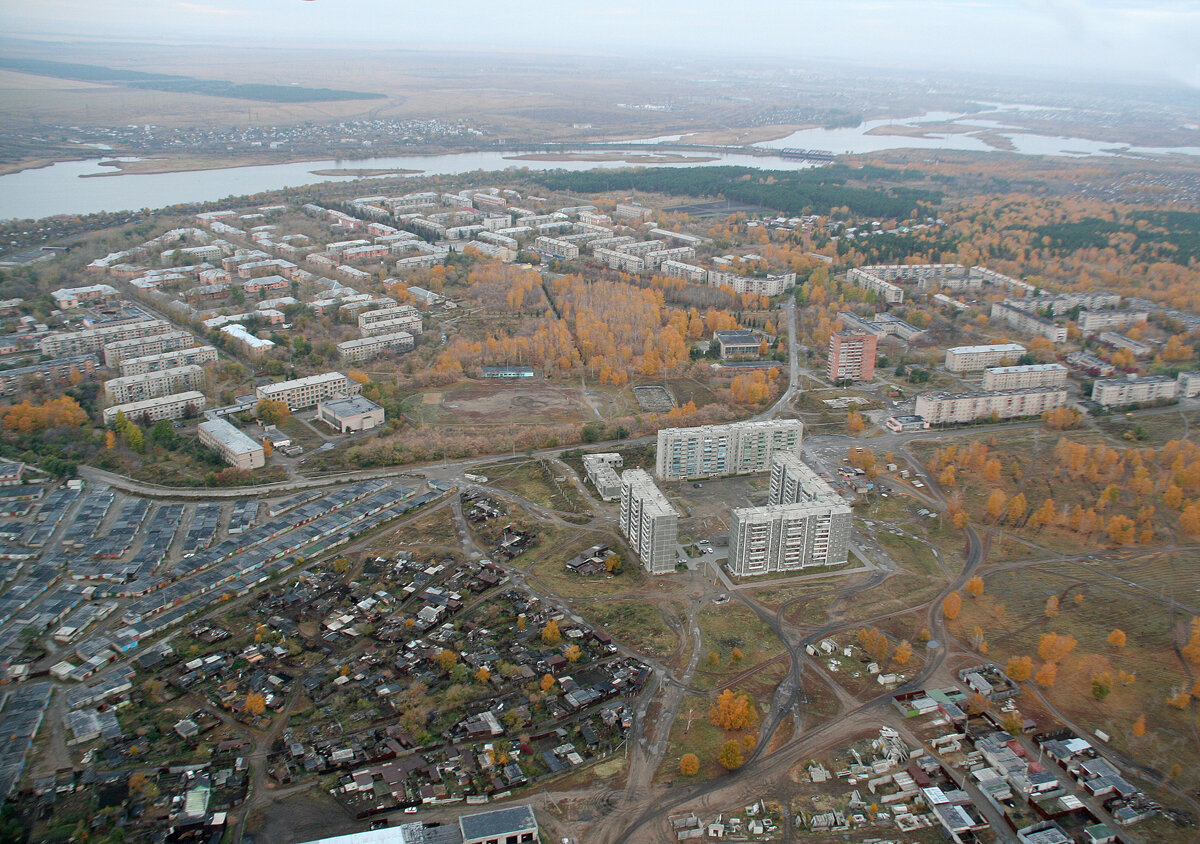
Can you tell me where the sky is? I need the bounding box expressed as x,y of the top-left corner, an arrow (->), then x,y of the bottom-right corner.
3,0 -> 1200,86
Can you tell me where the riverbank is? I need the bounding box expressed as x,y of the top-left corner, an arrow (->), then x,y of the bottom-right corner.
504,152 -> 719,164
308,167 -> 424,177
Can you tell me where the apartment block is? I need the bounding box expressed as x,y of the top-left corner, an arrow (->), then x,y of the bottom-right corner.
613,203 -> 653,222
118,345 -> 219,377
102,391 -> 206,426
989,301 -> 1067,343
1065,351 -> 1115,377
660,260 -> 708,283
582,453 -> 623,501
981,363 -> 1068,391
846,267 -> 905,304
944,343 -> 1027,373
255,372 -> 361,411
618,469 -> 679,575
707,269 -> 796,298
336,331 -> 415,363
1178,371 -> 1200,399
50,285 -> 118,308
1097,332 -> 1153,357
104,365 -> 206,405
593,248 -> 644,273
655,420 -> 804,481
41,319 -> 173,358
728,453 -> 851,576
643,246 -> 696,270
0,355 -> 97,396
828,331 -> 878,382
358,305 -> 422,336
102,330 -> 196,368
198,419 -> 266,470
533,236 -> 579,259
914,386 -> 1068,425
1077,309 -> 1149,334
1091,376 -> 1178,407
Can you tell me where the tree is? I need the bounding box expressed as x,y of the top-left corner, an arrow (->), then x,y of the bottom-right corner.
731,647 -> 744,662
1167,691 -> 1191,709
1108,629 -> 1127,648
1006,656 -> 1033,682
105,430 -> 116,450
475,666 -> 491,684
680,753 -> 700,776
892,640 -> 912,666
966,692 -> 990,715
717,739 -> 745,771
565,644 -> 581,663
942,591 -> 962,620
1000,711 -> 1024,735
539,673 -> 556,691
965,576 -> 984,597
516,615 -> 526,631
985,489 -> 1007,520
1006,492 -> 1028,525
847,410 -> 866,435
709,690 -> 757,731
1035,662 -> 1058,687
707,651 -> 720,667
1106,514 -> 1136,545
1091,672 -> 1113,701
435,649 -> 457,671
256,398 -> 290,426
245,691 -> 266,716
983,459 -> 1002,483
541,619 -> 562,644
1038,632 -> 1077,663
1132,714 -> 1146,737
1044,595 -> 1060,618
125,424 -> 144,452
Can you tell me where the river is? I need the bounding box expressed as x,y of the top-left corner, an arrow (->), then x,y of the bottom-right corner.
5,104 -> 1200,221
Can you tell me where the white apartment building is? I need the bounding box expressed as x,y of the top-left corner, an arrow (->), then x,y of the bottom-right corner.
582,453 -> 623,501
981,363 -> 1069,391
655,420 -> 804,481
102,391 -> 206,426
198,418 -> 266,470
336,331 -> 415,363
1077,309 -> 1149,334
707,269 -> 796,298
1178,371 -> 1200,399
533,236 -> 579,259
41,319 -> 173,358
660,260 -> 709,283
728,453 -> 852,576
944,343 -> 1027,372
1097,332 -> 1153,357
593,248 -> 644,273
104,365 -> 206,405
118,345 -> 219,377
989,301 -> 1067,343
1091,376 -> 1178,407
914,386 -> 1068,425
103,330 -> 197,367
618,469 -> 678,574
846,268 -> 906,303
255,372 -> 361,411
358,305 -> 422,336
643,246 -> 696,270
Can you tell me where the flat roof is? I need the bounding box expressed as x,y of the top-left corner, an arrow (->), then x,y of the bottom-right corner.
198,418 -> 263,456
319,396 -> 383,418
984,363 -> 1067,373
259,372 -> 349,393
459,804 -> 537,840
714,330 -> 759,344
947,343 -> 1026,354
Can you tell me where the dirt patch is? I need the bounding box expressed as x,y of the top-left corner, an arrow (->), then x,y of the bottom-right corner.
246,787 -> 361,844
441,382 -> 592,425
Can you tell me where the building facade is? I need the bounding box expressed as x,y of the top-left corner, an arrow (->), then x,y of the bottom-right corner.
619,469 -> 679,575
655,420 -> 804,481
944,343 -> 1027,373
104,365 -> 207,405
989,301 -> 1067,343
827,330 -> 879,382
103,330 -> 196,368
336,331 -> 415,363
316,396 -> 385,433
915,386 -> 1068,425
582,453 -> 623,501
255,372 -> 362,411
981,363 -> 1069,391
118,345 -> 219,377
102,391 -> 206,426
198,419 -> 266,470
1091,376 -> 1178,407
42,319 -> 173,358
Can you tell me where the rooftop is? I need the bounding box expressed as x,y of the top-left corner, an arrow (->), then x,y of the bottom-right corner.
319,396 -> 384,418
198,419 -> 263,457
459,804 -> 537,840
948,343 -> 1026,354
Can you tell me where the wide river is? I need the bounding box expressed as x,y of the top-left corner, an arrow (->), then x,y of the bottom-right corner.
5,107 -> 1200,221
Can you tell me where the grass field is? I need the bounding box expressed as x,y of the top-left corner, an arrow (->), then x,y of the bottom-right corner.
478,458 -> 593,519
576,599 -> 682,660
692,603 -> 786,690
526,534 -> 645,599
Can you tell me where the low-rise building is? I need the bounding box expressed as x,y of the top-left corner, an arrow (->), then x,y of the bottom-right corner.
42,319 -> 173,358
118,345 -> 219,376
102,391 -> 206,426
50,285 -> 118,309
1178,371 -> 1200,398
533,236 -> 579,259
990,301 -> 1067,343
582,453 -> 623,501
316,396 -> 385,433
1092,376 -> 1178,407
198,419 -> 266,470
459,805 -> 539,844
915,386 -> 1068,425
105,364 -> 206,404
714,330 -> 761,359
944,343 -> 1027,372
336,331 -> 415,363
1097,331 -> 1153,357
256,372 -> 361,411
981,363 -> 1068,391
707,269 -> 796,297
1066,351 -> 1115,377
1077,309 -> 1149,334
0,355 -> 97,396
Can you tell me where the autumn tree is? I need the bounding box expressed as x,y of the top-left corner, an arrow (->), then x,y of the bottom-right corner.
1006,656 -> 1033,682
709,690 -> 757,731
565,644 -> 581,663
893,640 -> 912,666
718,739 -> 745,771
680,753 -> 700,776
1038,632 -> 1077,663
542,619 -> 562,644
540,673 -> 556,691
985,489 -> 1008,520
966,693 -> 990,716
245,691 -> 266,716
965,576 -> 984,597
1006,492 -> 1028,525
1132,714 -> 1146,737
475,666 -> 491,684
1044,595 -> 1060,618
256,398 -> 290,426
1035,662 -> 1058,687
942,591 -> 962,620
847,410 -> 866,435
1107,629 -> 1127,648
435,649 -> 458,671
1091,672 -> 1113,701
731,647 -> 744,662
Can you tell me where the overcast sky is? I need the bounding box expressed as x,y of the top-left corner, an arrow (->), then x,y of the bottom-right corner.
4,0 -> 1200,86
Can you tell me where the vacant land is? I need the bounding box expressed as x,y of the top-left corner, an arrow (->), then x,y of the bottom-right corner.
692,603 -> 785,690
577,599 -> 682,661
